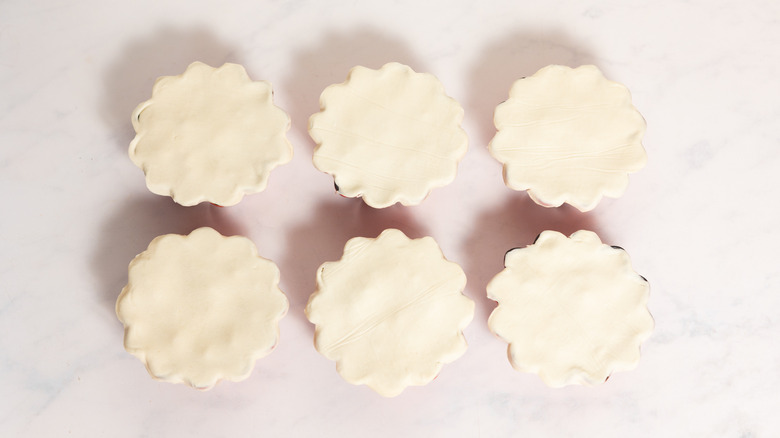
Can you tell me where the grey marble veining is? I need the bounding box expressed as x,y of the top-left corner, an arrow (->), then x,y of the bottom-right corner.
1,0 -> 779,436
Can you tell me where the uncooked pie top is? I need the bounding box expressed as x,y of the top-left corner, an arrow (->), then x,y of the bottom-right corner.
490,65 -> 647,212
309,62 -> 468,208
305,228 -> 474,396
129,61 -> 293,206
116,227 -> 288,390
487,230 -> 653,387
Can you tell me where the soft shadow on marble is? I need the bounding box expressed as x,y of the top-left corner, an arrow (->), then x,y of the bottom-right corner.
90,195 -> 247,318
281,27 -> 424,153
465,29 -> 598,147
99,27 -> 241,144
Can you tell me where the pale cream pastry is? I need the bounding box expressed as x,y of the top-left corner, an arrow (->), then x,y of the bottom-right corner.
305,229 -> 474,397
487,230 -> 653,387
309,62 -> 468,208
116,227 -> 288,390
129,61 -> 293,206
489,65 -> 647,212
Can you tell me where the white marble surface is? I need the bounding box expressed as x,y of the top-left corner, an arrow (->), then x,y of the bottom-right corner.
2,0 -> 779,436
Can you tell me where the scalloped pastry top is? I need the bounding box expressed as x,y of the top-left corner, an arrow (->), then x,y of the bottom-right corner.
490,65 -> 647,212
129,62 -> 293,206
309,62 -> 468,208
487,230 -> 653,387
116,227 -> 288,390
306,228 -> 474,396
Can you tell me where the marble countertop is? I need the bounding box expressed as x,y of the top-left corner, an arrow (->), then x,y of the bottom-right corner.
2,0 -> 779,436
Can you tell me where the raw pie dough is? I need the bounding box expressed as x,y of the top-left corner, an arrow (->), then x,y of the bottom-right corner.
489,65 -> 647,212
116,227 -> 288,390
306,229 -> 474,397
487,230 -> 653,387
309,62 -> 468,208
129,61 -> 293,206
